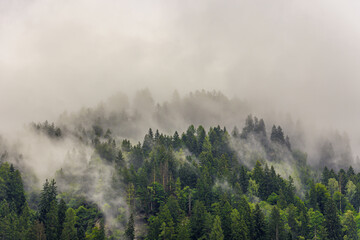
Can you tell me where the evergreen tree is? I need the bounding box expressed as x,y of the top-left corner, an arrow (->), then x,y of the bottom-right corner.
26,220 -> 47,240
7,165 -> 26,214
176,218 -> 191,240
308,208 -> 326,240
77,226 -> 86,240
341,210 -> 358,240
173,131 -> 181,149
61,208 -> 77,240
239,165 -> 249,194
209,215 -> 224,240
324,198 -> 342,240
190,201 -> 209,239
125,213 -> 135,240
231,208 -> 249,240
219,200 -> 232,240
19,201 -> 31,233
58,198 -> 67,239
39,179 -> 57,224
252,204 -> 267,240
269,206 -> 286,240
45,200 -> 59,240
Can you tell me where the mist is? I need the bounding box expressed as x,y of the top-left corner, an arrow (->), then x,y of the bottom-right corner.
1,0 -> 360,143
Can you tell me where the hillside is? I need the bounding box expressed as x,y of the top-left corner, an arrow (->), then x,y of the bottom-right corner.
0,94 -> 359,239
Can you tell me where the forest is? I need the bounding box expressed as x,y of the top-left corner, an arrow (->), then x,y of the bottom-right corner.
2,0 -> 360,239
1,111 -> 360,240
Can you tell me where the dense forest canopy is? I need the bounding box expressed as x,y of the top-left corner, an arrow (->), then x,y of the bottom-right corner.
2,0 -> 360,239
0,91 -> 360,239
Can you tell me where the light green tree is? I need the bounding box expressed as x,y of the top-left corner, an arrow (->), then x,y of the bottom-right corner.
308,208 -> 326,240
209,215 -> 224,240
342,210 -> 358,240
327,178 -> 339,197
346,180 -> 356,203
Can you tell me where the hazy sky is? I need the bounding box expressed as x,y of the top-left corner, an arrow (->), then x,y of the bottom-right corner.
1,0 -> 360,149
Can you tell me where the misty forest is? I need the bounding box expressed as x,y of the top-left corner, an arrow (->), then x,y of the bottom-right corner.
0,90 -> 359,240
2,0 -> 360,240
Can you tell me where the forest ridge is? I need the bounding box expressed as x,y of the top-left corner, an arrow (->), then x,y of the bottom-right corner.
0,113 -> 359,239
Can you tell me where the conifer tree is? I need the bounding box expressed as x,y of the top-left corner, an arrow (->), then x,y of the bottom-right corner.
125,213 -> 135,240
253,204 -> 267,240
58,198 -> 67,238
230,209 -> 249,240
39,179 -> 57,224
61,208 -> 77,240
45,200 -> 59,240
176,218 -> 191,240
324,198 -> 342,240
26,220 -> 46,240
269,206 -> 286,240
341,210 -> 357,240
209,215 -> 224,240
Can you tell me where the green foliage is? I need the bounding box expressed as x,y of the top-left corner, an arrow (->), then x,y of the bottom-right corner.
125,213 -> 135,240
230,208 -> 249,240
39,179 -> 57,224
324,198 -> 342,240
6,118 -> 360,240
209,215 -> 224,240
45,200 -> 59,240
61,208 -> 78,240
26,220 -> 47,240
269,206 -> 286,240
252,204 -> 267,240
341,210 -> 358,240
190,201 -> 211,239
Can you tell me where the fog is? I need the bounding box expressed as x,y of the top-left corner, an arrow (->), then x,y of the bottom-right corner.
1,0 -> 360,158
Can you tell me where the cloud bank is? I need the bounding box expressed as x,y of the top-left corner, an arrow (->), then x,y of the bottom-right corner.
1,0 -> 360,154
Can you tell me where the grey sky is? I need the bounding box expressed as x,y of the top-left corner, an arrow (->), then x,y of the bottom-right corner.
1,0 -> 360,152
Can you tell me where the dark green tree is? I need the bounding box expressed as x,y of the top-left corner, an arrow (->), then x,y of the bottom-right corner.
176,218 -> 191,240
58,198 -> 67,238
45,200 -> 59,240
61,208 -> 77,240
324,198 -> 342,240
252,204 -> 267,240
269,206 -> 286,240
39,179 -> 57,224
125,213 -> 135,240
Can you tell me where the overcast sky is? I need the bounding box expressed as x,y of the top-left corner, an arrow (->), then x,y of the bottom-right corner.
1,0 -> 360,151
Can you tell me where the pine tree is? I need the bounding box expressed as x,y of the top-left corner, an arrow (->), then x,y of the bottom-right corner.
253,204 -> 267,240
219,200 -> 232,240
61,208 -> 77,240
308,208 -> 326,240
173,131 -> 181,150
58,198 -> 67,238
341,210 -> 358,240
39,179 -> 57,224
176,218 -> 191,240
269,206 -> 285,240
77,226 -> 86,240
230,209 -> 249,240
190,201 -> 208,239
324,198 -> 342,240
125,213 -> 135,240
7,165 -> 26,214
45,200 -> 59,240
26,220 -> 47,240
209,215 -> 224,240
